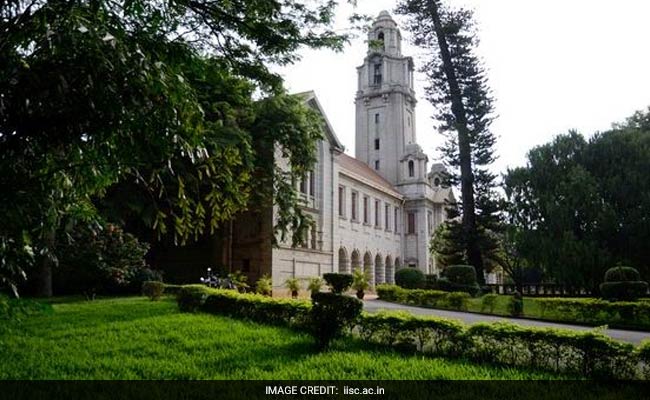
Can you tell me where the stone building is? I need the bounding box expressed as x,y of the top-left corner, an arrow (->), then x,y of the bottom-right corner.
225,11 -> 454,290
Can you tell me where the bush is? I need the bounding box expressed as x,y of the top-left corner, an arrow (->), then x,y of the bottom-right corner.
604,266 -> 641,282
508,292 -> 524,317
310,292 -> 362,349
600,281 -> 649,302
480,294 -> 498,313
176,285 -> 210,312
537,297 -> 650,329
394,268 -> 425,289
53,223 -> 153,296
376,284 -> 470,311
639,340 -> 650,380
142,281 -> 165,301
442,265 -> 477,285
307,277 -> 324,296
201,289 -> 311,328
323,273 -> 353,294
163,284 -> 183,295
255,274 -> 272,296
424,274 -> 438,290
438,265 -> 480,296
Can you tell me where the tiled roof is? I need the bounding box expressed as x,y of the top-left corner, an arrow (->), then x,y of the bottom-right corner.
338,153 -> 402,198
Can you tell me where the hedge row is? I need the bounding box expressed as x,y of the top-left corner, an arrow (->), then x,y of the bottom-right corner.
173,285 -> 650,379
537,298 -> 650,329
358,311 -> 648,379
176,285 -> 311,329
376,284 -> 471,311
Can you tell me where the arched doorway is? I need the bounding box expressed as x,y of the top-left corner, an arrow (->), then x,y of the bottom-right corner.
363,252 -> 374,286
338,247 -> 349,273
385,255 -> 394,284
351,250 -> 361,273
395,257 -> 401,271
374,254 -> 384,285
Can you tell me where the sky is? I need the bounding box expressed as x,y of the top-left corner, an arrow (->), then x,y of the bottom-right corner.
275,0 -> 650,174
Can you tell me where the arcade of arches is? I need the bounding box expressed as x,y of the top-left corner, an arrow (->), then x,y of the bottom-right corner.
338,247 -> 398,286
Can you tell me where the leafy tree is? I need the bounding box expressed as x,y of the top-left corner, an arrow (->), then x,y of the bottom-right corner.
397,0 -> 501,284
0,0 -> 352,295
504,113 -> 650,288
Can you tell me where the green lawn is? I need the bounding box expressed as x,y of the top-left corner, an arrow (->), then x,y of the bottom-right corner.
0,296 -> 564,380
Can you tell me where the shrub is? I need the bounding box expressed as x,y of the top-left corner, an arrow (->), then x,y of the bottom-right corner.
600,281 -> 649,302
537,298 -> 650,329
176,285 -> 210,312
142,281 -> 165,301
439,265 -> 480,296
508,292 -> 524,317
444,292 -> 470,311
394,268 -> 425,289
307,277 -> 324,296
310,292 -> 362,349
604,266 -> 641,282
163,284 -> 183,295
201,289 -> 311,328
480,294 -> 498,313
228,271 -> 250,293
600,265 -> 648,301
639,340 -> 650,380
285,278 -> 301,298
323,273 -> 353,294
255,274 -> 272,296
352,269 -> 370,292
424,274 -> 438,290
53,223 -> 153,296
376,284 -> 470,311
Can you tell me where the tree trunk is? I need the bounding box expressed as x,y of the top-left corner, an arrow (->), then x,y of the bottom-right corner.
35,230 -> 55,297
426,0 -> 484,284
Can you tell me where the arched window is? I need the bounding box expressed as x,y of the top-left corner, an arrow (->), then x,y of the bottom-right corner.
408,160 -> 415,177
434,177 -> 441,187
377,31 -> 385,51
373,62 -> 382,85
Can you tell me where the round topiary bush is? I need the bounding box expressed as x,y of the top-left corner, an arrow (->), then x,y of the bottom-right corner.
323,273 -> 353,294
600,265 -> 649,301
438,265 -> 481,296
394,268 -> 425,289
604,266 -> 641,282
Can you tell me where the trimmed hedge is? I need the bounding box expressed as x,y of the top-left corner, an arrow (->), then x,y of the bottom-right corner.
600,281 -> 649,302
604,266 -> 641,282
394,268 -> 425,289
538,298 -> 650,329
173,284 -> 649,379
377,284 -> 470,311
323,273 -> 353,294
311,292 -> 362,349
439,265 -> 480,296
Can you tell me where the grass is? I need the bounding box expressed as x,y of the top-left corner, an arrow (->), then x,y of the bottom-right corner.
0,296 -> 564,380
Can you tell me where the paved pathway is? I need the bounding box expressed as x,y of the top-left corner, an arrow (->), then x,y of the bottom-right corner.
363,298 -> 650,345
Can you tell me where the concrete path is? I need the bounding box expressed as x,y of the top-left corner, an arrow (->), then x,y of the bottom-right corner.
363,298 -> 650,345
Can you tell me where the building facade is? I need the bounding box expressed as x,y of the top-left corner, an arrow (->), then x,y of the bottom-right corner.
229,11 -> 454,290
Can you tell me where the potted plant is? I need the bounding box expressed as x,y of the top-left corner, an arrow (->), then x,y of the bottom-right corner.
285,278 -> 301,299
352,269 -> 370,300
255,274 -> 273,296
228,270 -> 250,293
307,277 -> 324,298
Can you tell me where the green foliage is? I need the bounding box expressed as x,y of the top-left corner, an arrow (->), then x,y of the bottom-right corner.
307,277 -> 324,296
439,265 -> 480,296
0,297 -> 561,380
162,284 -> 183,295
424,274 -> 438,290
53,223 -> 155,296
351,269 -> 370,292
310,292 -> 362,350
538,298 -> 650,328
504,112 -> 650,288
605,266 -> 641,282
200,288 -> 311,329
323,273 -> 353,294
639,340 -> 650,380
376,284 -> 470,311
600,282 -> 649,302
284,277 -> 301,298
227,271 -> 250,293
176,285 -> 209,313
0,0 -> 351,295
600,266 -> 648,301
480,294 -> 499,313
508,292 -> 524,317
394,268 -> 425,289
141,281 -> 165,301
255,274 -> 273,296
398,0 -> 503,284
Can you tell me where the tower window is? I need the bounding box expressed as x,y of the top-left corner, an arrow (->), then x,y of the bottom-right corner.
373,63 -> 382,85
374,160 -> 380,170
407,212 -> 416,234
375,113 -> 380,124
378,31 -> 384,43
374,138 -> 380,150
408,160 -> 415,177
433,177 -> 441,187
